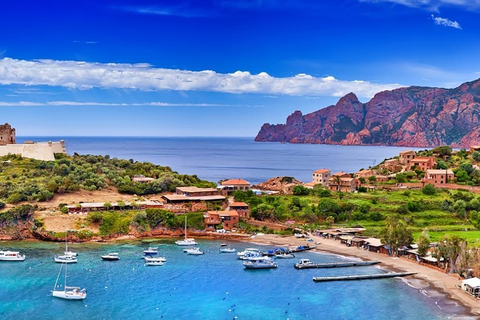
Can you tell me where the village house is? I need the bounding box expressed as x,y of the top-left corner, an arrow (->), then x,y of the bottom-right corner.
219,179 -> 251,195
132,175 -> 155,183
327,174 -> 359,193
411,157 -> 436,171
382,158 -> 402,172
203,210 -> 239,231
312,169 -> 331,187
461,278 -> 480,297
66,200 -> 163,213
422,169 -> 454,186
162,186 -> 225,203
229,201 -> 250,220
398,150 -> 416,166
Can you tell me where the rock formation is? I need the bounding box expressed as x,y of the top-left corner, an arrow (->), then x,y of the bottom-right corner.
255,78 -> 480,148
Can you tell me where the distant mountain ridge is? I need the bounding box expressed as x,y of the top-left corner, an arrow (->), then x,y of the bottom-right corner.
255,78 -> 480,148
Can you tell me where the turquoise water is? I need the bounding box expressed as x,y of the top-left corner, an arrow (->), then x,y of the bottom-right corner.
0,240 -> 470,319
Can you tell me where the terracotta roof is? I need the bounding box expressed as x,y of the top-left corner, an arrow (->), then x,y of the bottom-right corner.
332,172 -> 349,177
221,179 -> 250,185
399,150 -> 415,155
176,186 -> 218,193
426,169 -> 454,175
313,169 -> 330,174
412,157 -> 435,163
230,201 -> 249,207
206,210 -> 239,217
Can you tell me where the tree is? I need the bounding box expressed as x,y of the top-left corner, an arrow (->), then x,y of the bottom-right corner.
417,228 -> 430,256
472,151 -> 480,162
436,160 -> 448,170
368,176 -> 377,183
396,173 -> 407,183
325,216 -> 335,228
293,185 -> 310,196
437,235 -> 463,274
379,215 -> 413,256
421,184 -> 436,196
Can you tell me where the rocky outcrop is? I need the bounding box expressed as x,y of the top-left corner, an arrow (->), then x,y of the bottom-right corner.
255,176 -> 302,194
255,78 -> 480,148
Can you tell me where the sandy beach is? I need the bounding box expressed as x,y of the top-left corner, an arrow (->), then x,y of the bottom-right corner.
247,233 -> 480,317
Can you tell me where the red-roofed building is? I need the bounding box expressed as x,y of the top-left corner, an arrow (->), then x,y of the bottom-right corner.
412,157 -> 436,171
230,201 -> 250,219
312,169 -> 331,187
220,179 -> 251,195
204,210 -> 239,231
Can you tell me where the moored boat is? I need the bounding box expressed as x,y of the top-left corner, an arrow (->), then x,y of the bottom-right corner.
101,253 -> 120,261
275,253 -> 295,259
243,257 -> 277,269
0,250 -> 26,261
219,246 -> 236,253
144,256 -> 167,263
143,247 -> 158,255
55,255 -> 78,263
175,216 -> 197,246
185,247 -> 204,255
52,263 -> 87,300
236,248 -> 261,258
146,260 -> 164,266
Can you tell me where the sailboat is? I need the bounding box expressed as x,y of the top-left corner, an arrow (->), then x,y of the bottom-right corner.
55,231 -> 77,263
175,216 -> 197,246
52,262 -> 87,300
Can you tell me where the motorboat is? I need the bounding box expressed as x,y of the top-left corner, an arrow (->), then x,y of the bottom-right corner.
175,216 -> 197,246
294,233 -> 307,238
239,251 -> 263,260
243,257 -> 278,269
0,250 -> 26,261
101,253 -> 120,261
52,263 -> 87,300
185,247 -> 204,255
275,253 -> 295,259
143,247 -> 158,255
236,248 -> 261,258
144,256 -> 166,263
64,250 -> 78,257
55,255 -> 78,263
146,260 -> 164,266
219,246 -> 236,253
294,258 -> 316,268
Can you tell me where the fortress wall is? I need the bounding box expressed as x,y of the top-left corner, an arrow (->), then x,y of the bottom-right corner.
0,141 -> 66,161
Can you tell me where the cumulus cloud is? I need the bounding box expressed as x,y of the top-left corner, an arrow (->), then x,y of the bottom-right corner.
0,101 -> 260,108
0,58 -> 401,99
431,14 -> 462,29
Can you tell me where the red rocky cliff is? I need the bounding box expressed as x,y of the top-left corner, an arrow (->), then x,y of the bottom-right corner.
255,78 -> 480,148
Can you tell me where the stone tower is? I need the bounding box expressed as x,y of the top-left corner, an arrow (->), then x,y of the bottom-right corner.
0,123 -> 16,145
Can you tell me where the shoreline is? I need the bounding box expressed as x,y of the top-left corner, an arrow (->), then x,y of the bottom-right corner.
245,233 -> 480,317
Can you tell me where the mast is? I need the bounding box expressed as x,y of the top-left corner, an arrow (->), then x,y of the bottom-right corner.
65,230 -> 68,253
64,263 -> 67,289
184,216 -> 187,240
53,263 -> 63,291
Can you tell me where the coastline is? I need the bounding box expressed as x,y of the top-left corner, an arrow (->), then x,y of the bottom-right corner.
245,233 -> 480,317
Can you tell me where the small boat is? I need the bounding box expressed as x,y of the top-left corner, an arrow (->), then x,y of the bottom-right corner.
64,250 -> 78,257
294,233 -> 307,238
185,247 -> 204,255
175,216 -> 198,246
0,250 -> 26,261
144,256 -> 166,263
275,253 -> 295,259
239,251 -> 263,260
237,248 -> 261,258
52,263 -> 87,300
220,246 -> 236,253
144,247 -> 158,255
101,253 -> 120,261
146,260 -> 164,266
294,258 -> 316,268
55,255 -> 78,263
243,257 -> 277,269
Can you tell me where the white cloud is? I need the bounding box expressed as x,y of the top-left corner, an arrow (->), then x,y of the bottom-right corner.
0,101 -> 261,108
431,14 -> 462,29
0,58 -> 401,99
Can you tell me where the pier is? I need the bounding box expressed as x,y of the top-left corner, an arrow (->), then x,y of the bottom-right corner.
312,272 -> 416,282
295,260 -> 380,269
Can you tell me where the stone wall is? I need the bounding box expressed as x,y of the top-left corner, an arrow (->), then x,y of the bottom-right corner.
0,141 -> 66,161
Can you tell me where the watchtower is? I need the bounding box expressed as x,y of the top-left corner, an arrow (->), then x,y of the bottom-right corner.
0,123 -> 16,145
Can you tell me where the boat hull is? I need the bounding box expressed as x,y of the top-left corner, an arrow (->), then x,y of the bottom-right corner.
52,290 -> 87,300
54,256 -> 77,263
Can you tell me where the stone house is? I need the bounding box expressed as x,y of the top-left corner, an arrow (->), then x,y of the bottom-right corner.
399,150 -> 416,165
411,157 -> 436,171
422,169 -> 454,186
328,176 -> 359,192
203,210 -> 239,231
312,169 -> 331,187
229,201 -> 250,220
219,179 -> 251,195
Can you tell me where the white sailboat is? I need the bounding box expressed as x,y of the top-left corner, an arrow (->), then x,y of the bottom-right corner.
55,232 -> 77,263
175,216 -> 197,246
52,263 -> 87,300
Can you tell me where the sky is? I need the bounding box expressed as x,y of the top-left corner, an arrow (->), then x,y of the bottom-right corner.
1,0 -> 480,137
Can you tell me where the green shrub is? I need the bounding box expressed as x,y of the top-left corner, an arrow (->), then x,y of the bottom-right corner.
422,184 -> 436,196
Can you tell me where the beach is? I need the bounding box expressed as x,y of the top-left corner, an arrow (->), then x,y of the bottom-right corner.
247,233 -> 480,317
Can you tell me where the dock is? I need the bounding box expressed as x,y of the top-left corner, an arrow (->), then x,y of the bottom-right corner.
295,261 -> 380,269
312,272 -> 416,282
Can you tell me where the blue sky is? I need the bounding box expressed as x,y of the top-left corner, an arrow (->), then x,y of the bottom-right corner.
1,0 -> 480,136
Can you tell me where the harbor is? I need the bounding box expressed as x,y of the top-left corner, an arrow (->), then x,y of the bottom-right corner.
312,272 -> 417,282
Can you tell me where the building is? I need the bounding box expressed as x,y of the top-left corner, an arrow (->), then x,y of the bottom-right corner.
176,186 -> 220,197
0,123 -> 15,145
66,200 -> 163,213
219,179 -> 251,195
312,169 -> 331,187
203,210 -> 239,231
411,157 -> 436,171
163,186 -> 225,203
423,169 -> 454,186
0,140 -> 67,161
461,278 -> 480,297
399,150 -> 416,166
327,176 -> 359,192
229,201 -> 250,219
132,175 -> 155,183
470,146 -> 480,153
382,158 -> 401,172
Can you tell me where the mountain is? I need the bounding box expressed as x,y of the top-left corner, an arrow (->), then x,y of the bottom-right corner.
255,78 -> 480,148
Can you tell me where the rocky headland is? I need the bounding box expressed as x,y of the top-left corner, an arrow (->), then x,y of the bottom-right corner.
255,78 -> 480,148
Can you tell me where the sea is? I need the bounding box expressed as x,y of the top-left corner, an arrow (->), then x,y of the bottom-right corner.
19,136 -> 422,184
1,136 -> 472,319
0,240 -> 472,320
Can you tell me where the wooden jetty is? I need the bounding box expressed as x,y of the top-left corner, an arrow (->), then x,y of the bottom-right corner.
312,272 -> 416,282
295,260 -> 380,269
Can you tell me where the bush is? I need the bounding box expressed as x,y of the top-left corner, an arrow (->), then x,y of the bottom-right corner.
88,211 -> 103,224
422,184 -> 436,196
